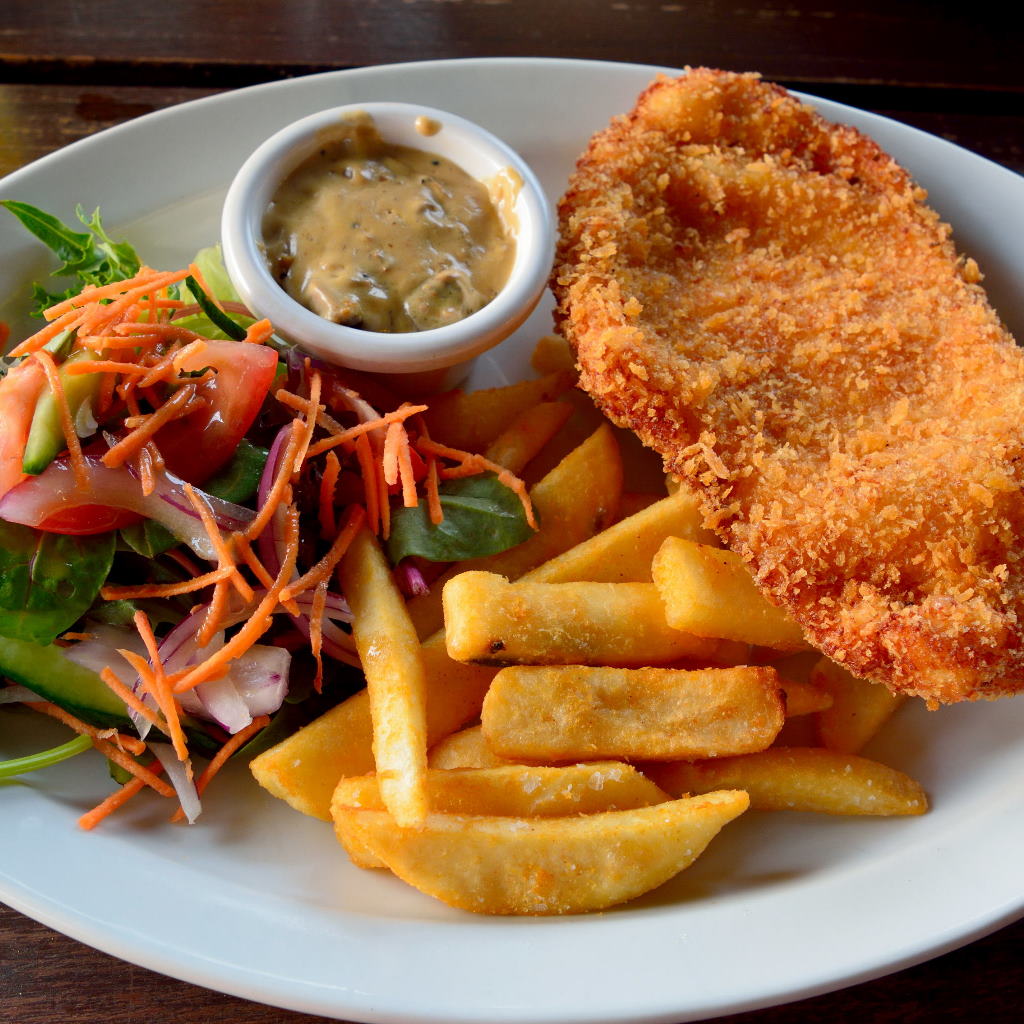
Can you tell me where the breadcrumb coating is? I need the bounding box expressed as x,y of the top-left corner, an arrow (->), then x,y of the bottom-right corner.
553,68 -> 1024,703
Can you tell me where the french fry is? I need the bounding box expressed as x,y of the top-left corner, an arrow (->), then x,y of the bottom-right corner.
483,400 -> 573,475
251,634 -> 497,820
524,485 -> 716,584
531,333 -> 577,375
810,656 -> 907,753
779,678 -> 834,717
421,370 -> 575,451
333,762 -> 669,869
428,724 -> 514,770
651,537 -> 808,650
331,790 -> 749,914
406,424 -> 624,638
647,747 -> 928,816
481,665 -> 785,761
444,572 -> 720,666
337,527 -> 429,828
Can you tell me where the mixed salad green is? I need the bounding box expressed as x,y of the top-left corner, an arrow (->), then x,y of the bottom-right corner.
0,203 -> 533,822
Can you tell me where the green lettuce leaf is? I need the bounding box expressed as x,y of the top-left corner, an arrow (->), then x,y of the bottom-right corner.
1,202 -> 141,316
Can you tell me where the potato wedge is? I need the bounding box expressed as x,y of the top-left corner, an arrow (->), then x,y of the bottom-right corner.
531,333 -> 577,375
332,762 -> 670,870
647,747 -> 928,816
421,370 -> 575,451
652,537 -> 807,650
483,400 -> 573,475
250,634 -> 497,821
811,656 -> 907,753
406,423 -> 624,638
338,527 -> 430,827
444,572 -> 719,666
481,665 -> 785,761
331,790 -> 749,914
524,486 -> 716,584
334,763 -> 670,818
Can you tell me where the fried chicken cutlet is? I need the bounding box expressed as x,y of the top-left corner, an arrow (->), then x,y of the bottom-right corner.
553,69 -> 1024,704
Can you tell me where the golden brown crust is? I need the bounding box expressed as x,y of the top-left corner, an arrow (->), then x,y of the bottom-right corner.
552,68 -> 1024,703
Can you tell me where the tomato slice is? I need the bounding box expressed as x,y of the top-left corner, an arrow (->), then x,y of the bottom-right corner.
37,504 -> 141,534
154,340 -> 279,483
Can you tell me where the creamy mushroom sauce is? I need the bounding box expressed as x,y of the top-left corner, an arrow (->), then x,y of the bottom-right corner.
262,112 -> 514,334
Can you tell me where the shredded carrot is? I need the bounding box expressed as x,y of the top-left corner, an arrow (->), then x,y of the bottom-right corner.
7,308 -> 86,358
319,450 -> 341,538
98,666 -> 171,736
416,437 -> 537,529
100,566 -> 234,601
198,579 -> 230,648
173,506 -> 301,694
27,701 -> 173,797
286,370 -> 322,475
45,267 -> 188,321
243,318 -> 273,345
304,403 -> 428,461
397,427 -> 418,508
135,444 -> 156,496
63,359 -> 152,378
102,383 -> 199,468
354,433 -> 380,535
170,339 -> 208,373
96,365 -> 118,418
187,262 -> 221,311
382,420 -> 402,486
169,714 -> 271,823
280,504 -> 365,601
245,421 -> 302,541
33,348 -> 88,490
78,762 -> 167,831
77,333 -> 163,351
132,609 -> 189,763
309,580 -> 327,693
181,482 -> 253,603
165,547 -> 205,578
114,321 -> 200,341
377,445 -> 391,540
60,631 -> 97,642
232,533 -> 276,591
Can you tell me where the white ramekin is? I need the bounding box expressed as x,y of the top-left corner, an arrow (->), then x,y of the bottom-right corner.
221,101 -> 554,376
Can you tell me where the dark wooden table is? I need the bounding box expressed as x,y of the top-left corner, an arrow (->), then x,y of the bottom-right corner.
1,2 -> 1022,1022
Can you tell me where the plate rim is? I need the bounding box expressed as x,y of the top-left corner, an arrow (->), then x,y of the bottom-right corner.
2,55 -> 1024,1024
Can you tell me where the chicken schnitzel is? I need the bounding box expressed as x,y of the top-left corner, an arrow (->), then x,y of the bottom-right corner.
553,69 -> 1024,704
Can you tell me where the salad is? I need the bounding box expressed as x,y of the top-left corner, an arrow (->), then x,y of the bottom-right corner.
0,202 -> 534,827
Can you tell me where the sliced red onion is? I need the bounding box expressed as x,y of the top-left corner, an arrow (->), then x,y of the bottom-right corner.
62,625 -> 161,738
395,560 -> 430,597
0,457 -> 255,561
222,644 -> 290,717
0,684 -> 42,704
156,608 -> 291,734
149,741 -> 201,824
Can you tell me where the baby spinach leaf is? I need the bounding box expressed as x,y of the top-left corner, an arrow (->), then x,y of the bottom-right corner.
386,473 -> 534,564
0,522 -> 115,643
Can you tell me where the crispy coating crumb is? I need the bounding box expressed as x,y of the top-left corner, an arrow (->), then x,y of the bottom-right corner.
553,68 -> 1024,703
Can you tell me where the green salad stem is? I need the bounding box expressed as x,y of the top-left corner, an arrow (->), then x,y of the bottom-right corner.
0,733 -> 93,779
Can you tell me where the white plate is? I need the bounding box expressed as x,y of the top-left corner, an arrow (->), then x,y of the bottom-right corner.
2,58 -> 1024,1024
